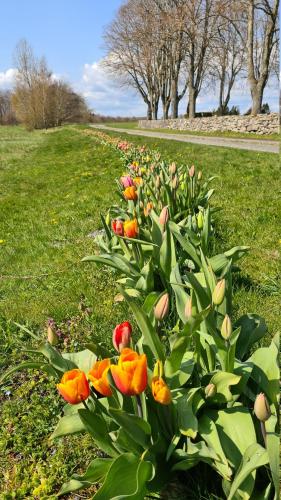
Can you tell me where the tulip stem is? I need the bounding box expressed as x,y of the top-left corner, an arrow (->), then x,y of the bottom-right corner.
82,400 -> 89,411
136,395 -> 143,419
261,421 -> 267,447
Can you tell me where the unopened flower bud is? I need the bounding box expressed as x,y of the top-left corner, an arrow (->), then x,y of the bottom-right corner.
169,162 -> 177,175
212,279 -> 226,306
47,325 -> 59,346
221,314 -> 232,340
154,293 -> 169,321
155,176 -> 161,189
113,321 -> 132,352
184,297 -> 193,319
171,175 -> 179,190
189,165 -> 195,178
197,212 -> 204,229
105,212 -> 110,226
205,383 -> 216,398
139,201 -> 144,209
254,393 -> 271,422
197,170 -> 202,181
159,206 -> 169,226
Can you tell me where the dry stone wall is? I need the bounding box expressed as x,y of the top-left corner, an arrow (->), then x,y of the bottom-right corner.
138,113 -> 279,135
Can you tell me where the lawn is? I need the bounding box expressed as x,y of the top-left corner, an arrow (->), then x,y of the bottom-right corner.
104,120 -> 280,141
0,124 -> 280,498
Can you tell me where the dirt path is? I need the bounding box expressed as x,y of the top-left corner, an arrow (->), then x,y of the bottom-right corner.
91,124 -> 279,154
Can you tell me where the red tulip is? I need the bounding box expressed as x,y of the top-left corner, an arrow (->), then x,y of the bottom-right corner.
113,321 -> 132,352
111,219 -> 124,236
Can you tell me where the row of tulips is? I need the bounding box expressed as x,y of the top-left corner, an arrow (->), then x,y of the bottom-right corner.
2,131 -> 279,499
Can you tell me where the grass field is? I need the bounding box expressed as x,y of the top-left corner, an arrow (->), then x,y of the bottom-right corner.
104,120 -> 280,141
0,124 -> 280,498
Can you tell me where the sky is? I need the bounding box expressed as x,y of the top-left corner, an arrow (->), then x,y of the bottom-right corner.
0,0 -> 279,117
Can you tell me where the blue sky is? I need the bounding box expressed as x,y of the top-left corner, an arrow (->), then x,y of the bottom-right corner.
0,1 -> 279,116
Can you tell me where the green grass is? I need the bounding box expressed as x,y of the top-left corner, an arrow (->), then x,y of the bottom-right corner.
104,121 -> 280,141
0,124 -> 280,498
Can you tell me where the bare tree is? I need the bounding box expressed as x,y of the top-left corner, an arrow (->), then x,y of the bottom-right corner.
0,91 -> 17,124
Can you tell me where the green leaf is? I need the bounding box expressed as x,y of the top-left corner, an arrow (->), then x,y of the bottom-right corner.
62,349 -> 97,374
78,409 -> 118,457
165,350 -> 194,389
28,342 -> 76,373
169,222 -> 201,267
201,206 -> 210,254
119,286 -> 164,362
248,335 -> 279,404
170,265 -> 190,324
58,479 -> 87,496
174,388 -> 202,439
93,453 -> 154,499
159,224 -> 176,280
235,314 -> 267,360
172,440 -> 218,471
109,408 -> 151,449
50,413 -> 86,440
227,443 -> 269,500
265,414 -> 279,494
73,457 -> 113,483
82,254 -> 140,278
198,414 -> 232,480
209,371 -> 241,403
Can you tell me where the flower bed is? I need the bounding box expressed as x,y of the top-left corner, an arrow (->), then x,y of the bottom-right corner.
2,133 -> 279,499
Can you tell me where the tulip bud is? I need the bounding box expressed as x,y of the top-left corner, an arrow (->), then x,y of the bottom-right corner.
184,297 -> 193,320
154,293 -> 169,321
169,162 -> 177,175
159,206 -> 169,226
155,176 -> 161,189
205,383 -> 216,398
113,321 -> 132,352
197,170 -> 202,180
139,201 -> 144,209
105,212 -> 110,226
221,314 -> 232,340
189,165 -> 195,178
212,279 -> 226,306
254,393 -> 271,422
171,175 -> 179,190
47,325 -> 59,346
197,211 -> 204,229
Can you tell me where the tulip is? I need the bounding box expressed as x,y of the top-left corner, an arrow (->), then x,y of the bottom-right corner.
111,219 -> 124,236
144,202 -> 153,217
205,383 -> 217,398
152,377 -> 172,405
254,393 -> 271,422
113,321 -> 132,352
184,297 -> 193,320
212,279 -> 226,306
197,170 -> 202,181
120,175 -> 134,188
189,165 -> 195,178
159,206 -> 169,226
169,162 -> 177,175
123,219 -> 138,238
221,314 -> 232,340
105,212 -> 110,226
47,325 -> 59,346
123,186 -> 138,201
154,293 -> 169,321
171,175 -> 179,190
133,177 -> 142,186
57,369 -> 90,405
155,176 -> 161,189
111,348 -> 147,396
88,359 -> 112,397
197,212 -> 204,229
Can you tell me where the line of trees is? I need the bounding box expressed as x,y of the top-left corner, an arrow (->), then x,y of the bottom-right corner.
0,40 -> 90,129
104,0 -> 279,119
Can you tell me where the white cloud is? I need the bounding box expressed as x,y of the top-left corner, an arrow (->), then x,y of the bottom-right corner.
0,68 -> 18,90
76,60 -> 146,117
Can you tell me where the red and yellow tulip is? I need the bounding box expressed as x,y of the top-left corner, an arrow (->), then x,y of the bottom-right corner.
111,219 -> 124,236
88,359 -> 112,397
124,219 -> 138,238
111,348 -> 147,396
151,360 -> 171,405
123,186 -> 138,201
113,321 -> 132,352
57,369 -> 90,404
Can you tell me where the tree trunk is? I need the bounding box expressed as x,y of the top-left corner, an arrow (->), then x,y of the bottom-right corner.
147,103 -> 152,120
171,79 -> 178,118
250,85 -> 263,115
188,86 -> 196,118
162,100 -> 170,119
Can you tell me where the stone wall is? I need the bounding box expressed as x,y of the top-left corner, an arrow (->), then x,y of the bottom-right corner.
138,113 -> 279,135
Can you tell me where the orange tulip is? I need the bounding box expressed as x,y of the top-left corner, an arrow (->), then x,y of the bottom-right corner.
124,219 -> 138,238
123,186 -> 138,201
88,359 -> 112,397
152,377 -> 172,405
57,369 -> 90,404
133,177 -> 143,186
111,348 -> 147,396
144,202 -> 153,217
